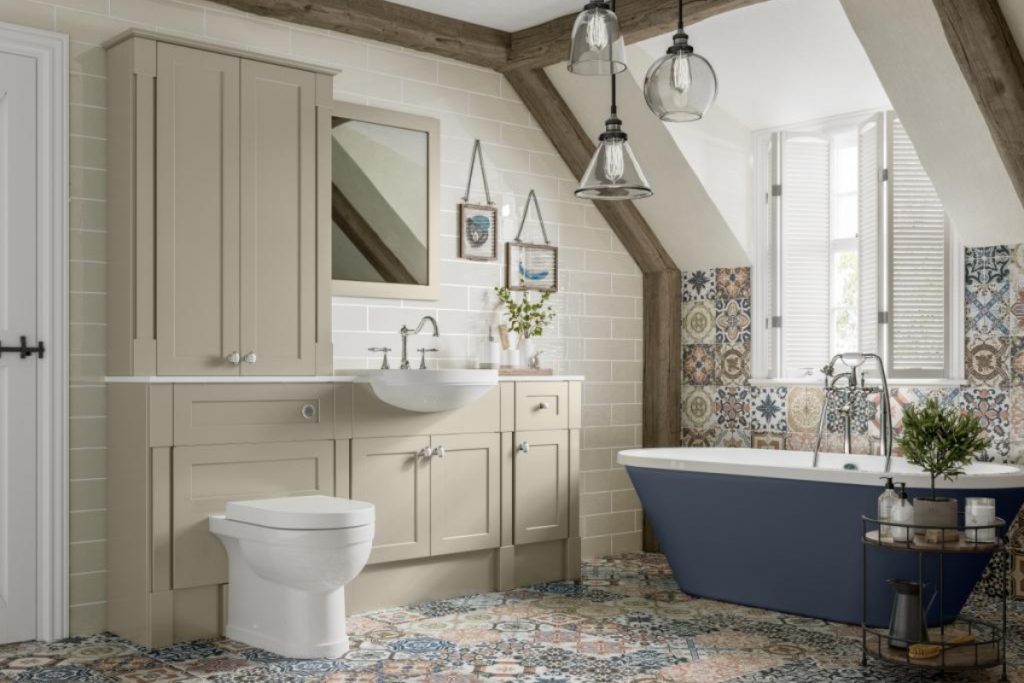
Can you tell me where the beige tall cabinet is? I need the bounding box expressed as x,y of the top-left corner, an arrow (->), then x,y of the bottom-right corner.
107,31 -> 332,377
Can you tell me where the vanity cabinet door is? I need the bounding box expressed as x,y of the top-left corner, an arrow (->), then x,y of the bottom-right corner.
171,441 -> 334,589
239,60 -> 318,376
352,436 -> 431,564
513,430 -> 569,545
429,433 -> 500,556
155,43 -> 241,376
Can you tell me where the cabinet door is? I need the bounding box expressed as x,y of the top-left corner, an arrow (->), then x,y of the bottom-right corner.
430,433 -> 500,556
239,60 -> 317,375
352,436 -> 430,564
155,43 -> 240,375
513,430 -> 569,545
172,441 -> 334,589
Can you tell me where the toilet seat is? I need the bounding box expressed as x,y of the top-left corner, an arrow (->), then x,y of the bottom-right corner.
226,494 -> 374,530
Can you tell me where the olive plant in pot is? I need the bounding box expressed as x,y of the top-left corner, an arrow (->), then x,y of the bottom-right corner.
898,398 -> 990,540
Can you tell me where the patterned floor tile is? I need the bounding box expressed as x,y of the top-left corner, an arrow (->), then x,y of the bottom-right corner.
12,555 -> 1024,682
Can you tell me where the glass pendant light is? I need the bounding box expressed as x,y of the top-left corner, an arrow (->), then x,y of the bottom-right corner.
643,0 -> 718,122
576,73 -> 653,201
568,1 -> 627,76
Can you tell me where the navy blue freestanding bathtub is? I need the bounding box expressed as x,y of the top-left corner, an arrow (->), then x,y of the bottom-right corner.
619,447 -> 1024,627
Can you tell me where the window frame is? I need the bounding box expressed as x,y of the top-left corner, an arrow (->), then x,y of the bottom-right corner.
751,111 -> 965,385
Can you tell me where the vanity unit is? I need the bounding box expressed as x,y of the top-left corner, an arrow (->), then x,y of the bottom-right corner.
104,30 -> 582,649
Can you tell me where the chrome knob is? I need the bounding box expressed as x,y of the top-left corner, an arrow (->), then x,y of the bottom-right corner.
432,445 -> 445,459
518,442 -> 530,454
417,447 -> 432,459
227,351 -> 241,365
301,404 -> 316,419
244,351 -> 257,364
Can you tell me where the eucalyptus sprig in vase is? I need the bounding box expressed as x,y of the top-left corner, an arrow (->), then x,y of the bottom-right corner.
898,398 -> 990,539
495,286 -> 556,368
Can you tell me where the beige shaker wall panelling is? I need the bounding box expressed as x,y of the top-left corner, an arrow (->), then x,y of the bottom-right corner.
18,0 -> 643,634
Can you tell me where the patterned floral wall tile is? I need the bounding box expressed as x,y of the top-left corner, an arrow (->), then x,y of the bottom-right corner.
786,387 -> 825,434
682,428 -> 716,447
750,386 -> 787,432
786,432 -> 816,452
1012,339 -> 1024,384
683,344 -> 715,385
715,298 -> 752,344
682,386 -> 716,430
966,280 -> 1011,337
1012,388 -> 1024,442
715,429 -> 751,448
966,246 -> 1010,286
966,334 -> 1010,387
715,387 -> 750,430
682,301 -> 716,345
715,343 -> 750,386
682,270 -> 716,302
716,267 -> 752,299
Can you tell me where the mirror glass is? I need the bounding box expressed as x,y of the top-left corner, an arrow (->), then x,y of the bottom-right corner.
331,117 -> 429,286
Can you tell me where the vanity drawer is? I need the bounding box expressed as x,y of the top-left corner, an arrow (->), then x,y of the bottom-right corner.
514,382 -> 569,431
173,384 -> 334,445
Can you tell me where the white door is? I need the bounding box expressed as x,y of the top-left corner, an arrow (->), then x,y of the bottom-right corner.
0,47 -> 40,643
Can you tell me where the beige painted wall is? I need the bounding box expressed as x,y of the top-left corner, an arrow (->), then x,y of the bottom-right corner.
0,0 -> 644,634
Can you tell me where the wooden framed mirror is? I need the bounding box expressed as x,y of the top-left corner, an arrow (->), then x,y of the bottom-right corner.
330,101 -> 440,300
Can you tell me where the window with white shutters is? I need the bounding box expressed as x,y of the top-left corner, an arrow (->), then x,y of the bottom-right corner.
754,111 -> 961,382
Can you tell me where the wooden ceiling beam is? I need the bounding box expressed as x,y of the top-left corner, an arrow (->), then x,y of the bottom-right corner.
933,0 -> 1024,210
207,0 -> 509,71
505,0 -> 766,72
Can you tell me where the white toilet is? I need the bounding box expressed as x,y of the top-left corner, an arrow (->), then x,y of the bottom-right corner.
209,495 -> 375,659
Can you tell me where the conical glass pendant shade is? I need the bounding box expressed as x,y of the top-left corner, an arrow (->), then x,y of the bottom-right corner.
575,132 -> 652,201
644,35 -> 718,122
568,2 -> 627,76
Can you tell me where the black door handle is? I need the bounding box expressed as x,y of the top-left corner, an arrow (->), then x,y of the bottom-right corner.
0,336 -> 45,359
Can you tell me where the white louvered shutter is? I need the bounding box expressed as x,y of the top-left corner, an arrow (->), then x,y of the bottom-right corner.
780,133 -> 831,378
888,117 -> 948,378
857,113 -> 884,355
765,132 -> 782,377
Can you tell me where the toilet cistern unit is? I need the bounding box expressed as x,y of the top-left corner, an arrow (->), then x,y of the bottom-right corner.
209,495 -> 375,659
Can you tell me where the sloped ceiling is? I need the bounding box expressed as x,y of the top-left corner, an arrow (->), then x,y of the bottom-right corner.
546,63 -> 751,270
841,0 -> 1024,246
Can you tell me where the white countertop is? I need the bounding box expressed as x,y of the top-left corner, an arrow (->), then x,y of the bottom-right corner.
105,374 -> 585,384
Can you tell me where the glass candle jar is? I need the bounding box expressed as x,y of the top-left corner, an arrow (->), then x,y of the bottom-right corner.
965,497 -> 996,543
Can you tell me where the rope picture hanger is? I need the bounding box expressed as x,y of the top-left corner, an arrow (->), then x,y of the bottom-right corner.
458,139 -> 499,262
507,189 -> 558,293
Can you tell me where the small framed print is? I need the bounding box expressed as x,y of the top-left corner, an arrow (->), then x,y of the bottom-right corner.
458,203 -> 498,261
507,241 -> 558,293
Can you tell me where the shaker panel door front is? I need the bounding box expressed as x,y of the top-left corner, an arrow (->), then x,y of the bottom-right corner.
239,60 -> 317,375
155,43 -> 240,375
513,430 -> 569,545
429,433 -> 500,556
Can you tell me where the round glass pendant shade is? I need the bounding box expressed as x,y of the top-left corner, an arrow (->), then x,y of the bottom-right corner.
575,137 -> 653,200
644,50 -> 718,122
568,4 -> 627,76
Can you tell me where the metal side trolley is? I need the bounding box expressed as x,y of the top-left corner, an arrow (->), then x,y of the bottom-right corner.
861,514 -> 1008,681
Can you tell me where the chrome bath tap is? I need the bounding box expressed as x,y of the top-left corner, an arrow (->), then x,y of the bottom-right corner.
399,316 -> 440,369
812,352 -> 893,472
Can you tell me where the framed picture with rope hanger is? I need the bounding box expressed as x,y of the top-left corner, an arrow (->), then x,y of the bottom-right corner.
458,139 -> 499,262
506,189 -> 558,293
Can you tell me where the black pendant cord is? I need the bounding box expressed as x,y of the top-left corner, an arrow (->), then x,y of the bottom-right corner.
610,0 -> 617,118
678,0 -> 685,31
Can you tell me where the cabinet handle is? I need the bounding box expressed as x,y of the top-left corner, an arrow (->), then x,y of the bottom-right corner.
301,404 -> 316,419
432,445 -> 445,459
227,351 -> 241,365
244,351 -> 257,364
538,402 -> 550,410
518,442 -> 530,454
417,447 -> 432,459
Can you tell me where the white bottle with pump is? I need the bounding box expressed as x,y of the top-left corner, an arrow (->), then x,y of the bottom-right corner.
890,482 -> 914,543
878,477 -> 898,540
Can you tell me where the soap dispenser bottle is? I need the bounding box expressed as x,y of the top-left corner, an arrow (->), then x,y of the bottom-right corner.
890,482 -> 914,543
878,477 -> 898,540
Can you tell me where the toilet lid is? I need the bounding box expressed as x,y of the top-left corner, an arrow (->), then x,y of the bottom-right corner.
225,495 -> 375,530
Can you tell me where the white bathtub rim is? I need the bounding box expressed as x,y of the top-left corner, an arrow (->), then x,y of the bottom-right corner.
617,447 -> 1024,490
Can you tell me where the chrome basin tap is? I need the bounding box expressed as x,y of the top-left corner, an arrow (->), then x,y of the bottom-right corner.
399,316 -> 440,369
812,352 -> 893,472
